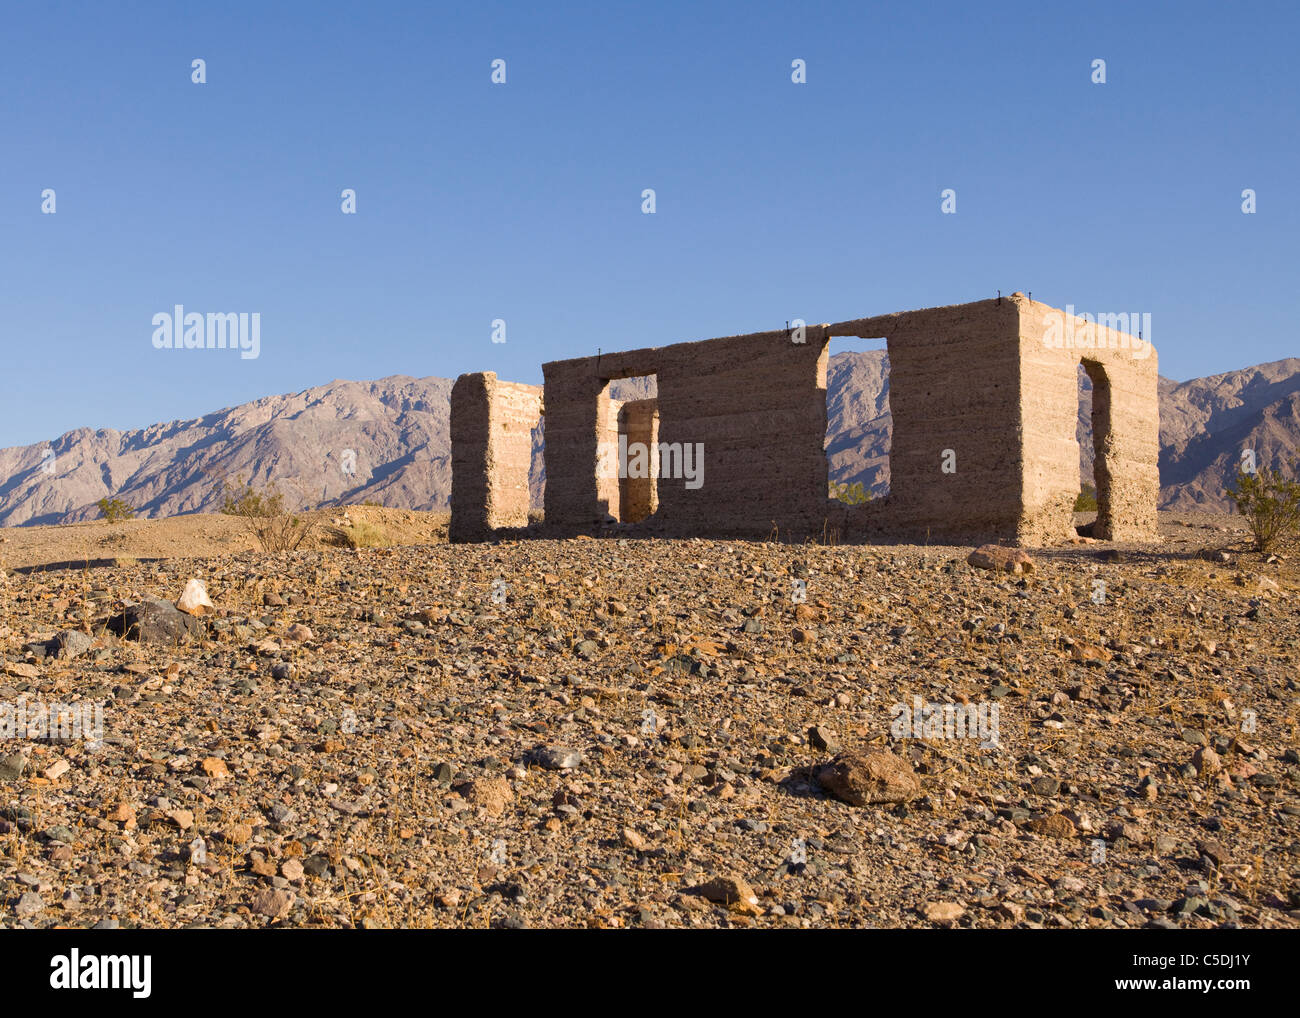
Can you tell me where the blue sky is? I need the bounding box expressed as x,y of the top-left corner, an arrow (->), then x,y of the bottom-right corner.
2,0 -> 1296,447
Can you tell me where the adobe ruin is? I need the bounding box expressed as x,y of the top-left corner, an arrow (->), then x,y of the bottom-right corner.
449,293 -> 1160,545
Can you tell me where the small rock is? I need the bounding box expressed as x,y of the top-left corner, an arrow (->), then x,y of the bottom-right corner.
165,809 -> 194,831
222,822 -> 253,845
922,901 -> 965,922
0,753 -> 26,782
251,888 -> 294,919
1030,776 -> 1061,797
1192,747 -> 1221,777
464,777 -> 514,817
432,762 -> 456,784
529,746 -> 583,770
621,827 -> 647,852
201,757 -> 229,779
175,578 -> 215,616
1026,814 -> 1076,839
807,725 -> 838,752
56,630 -> 94,660
43,759 -> 70,781
967,545 -> 1035,574
14,891 -> 44,918
693,875 -> 760,915
44,825 -> 76,845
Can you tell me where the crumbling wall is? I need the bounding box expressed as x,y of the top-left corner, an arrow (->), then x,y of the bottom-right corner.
830,293 -> 1159,543
543,327 -> 830,537
455,295 -> 1158,546
449,372 -> 542,542
828,299 -> 1026,542
1016,297 -> 1160,542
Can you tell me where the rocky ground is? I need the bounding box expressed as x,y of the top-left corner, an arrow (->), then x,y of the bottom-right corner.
0,509 -> 1296,928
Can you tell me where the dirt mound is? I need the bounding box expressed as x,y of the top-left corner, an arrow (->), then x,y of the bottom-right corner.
0,506 -> 449,574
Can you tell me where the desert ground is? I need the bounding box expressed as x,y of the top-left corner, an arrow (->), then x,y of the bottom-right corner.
0,507 -> 1296,928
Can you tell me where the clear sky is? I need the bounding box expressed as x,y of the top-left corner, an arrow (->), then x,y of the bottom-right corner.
2,0 -> 1296,448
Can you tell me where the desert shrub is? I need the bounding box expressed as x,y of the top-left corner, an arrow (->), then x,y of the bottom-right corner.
220,475 -> 316,553
97,497 -> 135,522
829,481 -> 871,506
338,521 -> 389,548
1074,484 -> 1099,512
1228,460 -> 1300,554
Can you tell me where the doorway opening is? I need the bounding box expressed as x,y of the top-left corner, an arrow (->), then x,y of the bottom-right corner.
1076,359 -> 1113,537
825,337 -> 890,506
598,374 -> 658,522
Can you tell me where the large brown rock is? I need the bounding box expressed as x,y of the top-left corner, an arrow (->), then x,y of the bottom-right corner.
816,750 -> 921,806
106,598 -> 205,644
967,544 -> 1035,574
1026,814 -> 1076,839
692,875 -> 760,915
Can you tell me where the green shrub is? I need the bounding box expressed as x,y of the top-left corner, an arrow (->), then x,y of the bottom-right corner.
829,481 -> 872,506
1228,459 -> 1300,554
1074,484 -> 1099,512
97,497 -> 135,522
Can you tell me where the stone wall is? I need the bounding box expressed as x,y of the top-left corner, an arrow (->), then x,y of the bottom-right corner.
449,372 -> 542,542
542,326 -> 831,537
452,295 -> 1160,546
828,298 -> 1026,541
1016,296 -> 1160,542
830,293 -> 1159,543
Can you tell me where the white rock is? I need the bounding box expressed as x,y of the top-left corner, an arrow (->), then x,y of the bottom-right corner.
176,578 -> 214,615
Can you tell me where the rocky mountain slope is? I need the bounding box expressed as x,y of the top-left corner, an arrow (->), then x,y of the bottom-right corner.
0,356 -> 1296,527
1157,358 -> 1300,510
